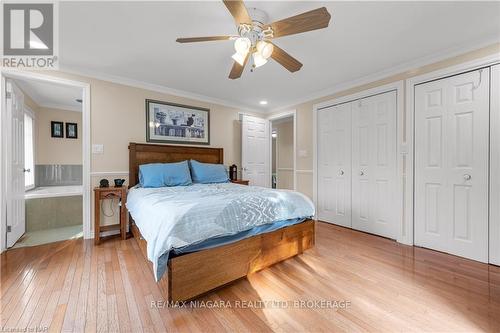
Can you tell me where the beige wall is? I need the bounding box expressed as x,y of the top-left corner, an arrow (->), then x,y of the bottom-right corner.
271,43 -> 500,198
35,107 -> 82,165
17,86 -> 83,165
274,120 -> 294,190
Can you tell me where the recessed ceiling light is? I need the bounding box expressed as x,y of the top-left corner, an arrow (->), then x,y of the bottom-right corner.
259,100 -> 268,105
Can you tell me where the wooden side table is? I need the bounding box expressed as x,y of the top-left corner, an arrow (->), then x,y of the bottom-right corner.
230,179 -> 249,185
94,186 -> 127,245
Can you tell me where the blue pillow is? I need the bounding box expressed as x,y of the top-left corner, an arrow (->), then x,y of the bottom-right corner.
189,160 -> 229,184
139,161 -> 192,187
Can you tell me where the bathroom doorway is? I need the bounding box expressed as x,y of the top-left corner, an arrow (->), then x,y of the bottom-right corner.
1,72 -> 90,249
269,112 -> 296,190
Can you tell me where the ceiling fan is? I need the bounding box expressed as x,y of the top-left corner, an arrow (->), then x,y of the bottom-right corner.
176,0 -> 331,79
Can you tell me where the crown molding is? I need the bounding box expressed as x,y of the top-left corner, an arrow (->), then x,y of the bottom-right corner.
270,37 -> 500,112
58,65 -> 266,114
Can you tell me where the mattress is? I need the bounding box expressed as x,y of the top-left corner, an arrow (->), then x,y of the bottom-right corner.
126,182 -> 315,281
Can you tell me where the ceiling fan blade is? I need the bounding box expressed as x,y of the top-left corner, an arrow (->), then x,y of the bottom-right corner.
263,7 -> 331,38
270,43 -> 303,73
223,0 -> 252,25
176,36 -> 233,43
228,53 -> 250,79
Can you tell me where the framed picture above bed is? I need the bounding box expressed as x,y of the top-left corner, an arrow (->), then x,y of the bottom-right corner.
145,99 -> 210,145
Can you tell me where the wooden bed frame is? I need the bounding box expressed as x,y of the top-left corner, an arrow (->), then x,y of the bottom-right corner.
128,142 -> 315,302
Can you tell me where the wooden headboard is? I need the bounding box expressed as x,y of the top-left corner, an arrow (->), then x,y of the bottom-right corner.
128,142 -> 224,187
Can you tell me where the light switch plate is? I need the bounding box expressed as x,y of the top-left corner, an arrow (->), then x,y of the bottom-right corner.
92,144 -> 104,154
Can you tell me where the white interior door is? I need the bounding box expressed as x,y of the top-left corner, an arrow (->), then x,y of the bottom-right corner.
415,68 -> 489,262
6,80 -> 26,247
317,104 -> 352,227
241,115 -> 270,187
491,64 -> 500,265
351,91 -> 398,239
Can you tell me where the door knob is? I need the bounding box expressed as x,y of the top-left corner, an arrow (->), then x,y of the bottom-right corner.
359,171 -> 365,176
23,168 -> 30,173
463,174 -> 471,181
339,169 -> 344,176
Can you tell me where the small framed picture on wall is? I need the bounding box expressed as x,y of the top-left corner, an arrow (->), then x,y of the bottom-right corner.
66,123 -> 78,139
51,121 -> 63,138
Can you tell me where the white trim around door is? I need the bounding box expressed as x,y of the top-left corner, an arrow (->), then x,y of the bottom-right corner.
313,81 -> 406,244
0,70 -> 91,251
406,53 -> 500,262
267,110 -> 297,191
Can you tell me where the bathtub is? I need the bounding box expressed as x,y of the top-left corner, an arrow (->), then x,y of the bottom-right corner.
25,185 -> 83,232
25,185 -> 83,199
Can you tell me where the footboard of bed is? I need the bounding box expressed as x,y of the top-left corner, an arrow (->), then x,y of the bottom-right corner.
131,219 -> 315,302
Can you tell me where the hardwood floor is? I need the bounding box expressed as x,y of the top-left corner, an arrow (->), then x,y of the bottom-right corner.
1,222 -> 499,332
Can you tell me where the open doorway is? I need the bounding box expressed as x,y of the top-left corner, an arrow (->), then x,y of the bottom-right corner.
270,113 -> 296,190
1,74 -> 88,249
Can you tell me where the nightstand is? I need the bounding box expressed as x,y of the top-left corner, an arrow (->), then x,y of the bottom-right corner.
230,179 -> 249,186
94,186 -> 127,245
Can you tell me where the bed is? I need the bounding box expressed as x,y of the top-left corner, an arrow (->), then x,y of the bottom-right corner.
127,142 -> 315,302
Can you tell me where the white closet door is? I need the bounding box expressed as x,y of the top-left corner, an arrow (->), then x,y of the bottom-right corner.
241,115 -> 270,187
415,68 -> 489,262
352,91 -> 397,239
317,103 -> 352,227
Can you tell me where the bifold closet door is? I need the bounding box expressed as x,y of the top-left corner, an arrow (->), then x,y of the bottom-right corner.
351,91 -> 398,239
414,68 -> 489,262
317,103 -> 352,227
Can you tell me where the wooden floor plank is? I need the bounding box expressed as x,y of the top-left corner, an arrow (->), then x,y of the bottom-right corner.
38,241 -> 78,330
73,241 -> 93,332
111,241 -> 132,333
1,222 -> 499,332
61,241 -> 86,332
96,244 -> 109,333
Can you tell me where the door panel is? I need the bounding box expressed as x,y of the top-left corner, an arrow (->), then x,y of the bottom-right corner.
415,68 -> 489,262
6,80 -> 26,248
241,115 -> 270,187
352,91 -> 398,239
490,64 -> 500,265
317,103 -> 352,227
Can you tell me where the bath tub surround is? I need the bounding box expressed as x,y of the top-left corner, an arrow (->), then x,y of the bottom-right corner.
26,194 -> 83,231
25,185 -> 83,233
35,164 -> 83,187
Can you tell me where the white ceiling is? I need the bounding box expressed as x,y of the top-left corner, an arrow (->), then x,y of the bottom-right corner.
15,78 -> 83,112
59,1 -> 500,111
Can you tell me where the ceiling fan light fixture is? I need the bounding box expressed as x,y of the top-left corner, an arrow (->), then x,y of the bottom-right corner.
176,3 -> 331,79
256,41 -> 273,59
234,37 -> 251,54
253,52 -> 267,68
232,51 -> 247,66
